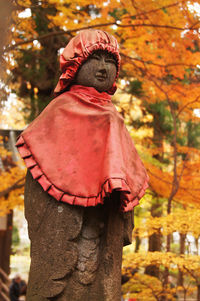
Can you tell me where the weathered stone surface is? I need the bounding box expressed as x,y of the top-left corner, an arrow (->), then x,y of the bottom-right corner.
24,171 -> 134,301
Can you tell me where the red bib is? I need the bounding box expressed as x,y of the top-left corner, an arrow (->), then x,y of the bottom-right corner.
16,85 -> 148,211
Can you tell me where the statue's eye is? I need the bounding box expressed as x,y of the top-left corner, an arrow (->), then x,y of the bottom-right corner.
105,58 -> 116,64
89,53 -> 116,65
90,54 -> 101,60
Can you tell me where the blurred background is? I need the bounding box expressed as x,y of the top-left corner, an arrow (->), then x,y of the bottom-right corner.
0,0 -> 200,300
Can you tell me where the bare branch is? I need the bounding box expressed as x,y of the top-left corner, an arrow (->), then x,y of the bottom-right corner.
122,1 -> 185,20
0,177 -> 25,198
177,95 -> 200,117
182,266 -> 199,283
121,53 -> 197,69
3,22 -> 198,53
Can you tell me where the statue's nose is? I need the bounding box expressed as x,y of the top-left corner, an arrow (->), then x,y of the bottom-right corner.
97,58 -> 107,74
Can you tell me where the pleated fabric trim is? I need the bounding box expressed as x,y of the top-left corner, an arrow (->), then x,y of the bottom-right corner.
16,135 -> 148,212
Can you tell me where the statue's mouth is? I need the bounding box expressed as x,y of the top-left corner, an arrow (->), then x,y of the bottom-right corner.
96,74 -> 107,81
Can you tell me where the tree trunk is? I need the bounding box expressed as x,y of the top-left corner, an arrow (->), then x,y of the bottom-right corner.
134,230 -> 141,253
0,212 -> 13,275
145,110 -> 164,278
145,199 -> 161,278
197,285 -> 200,301
178,233 -> 186,286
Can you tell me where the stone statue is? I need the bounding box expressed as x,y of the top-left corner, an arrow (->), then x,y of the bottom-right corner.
16,29 -> 149,301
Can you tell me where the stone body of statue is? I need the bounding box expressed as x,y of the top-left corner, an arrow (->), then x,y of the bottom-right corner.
16,29 -> 149,301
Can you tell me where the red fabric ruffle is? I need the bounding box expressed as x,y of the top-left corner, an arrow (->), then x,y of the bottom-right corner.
16,135 -> 148,211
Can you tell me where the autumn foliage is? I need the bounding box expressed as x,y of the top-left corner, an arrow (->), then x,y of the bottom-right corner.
1,0 -> 200,300
0,137 -> 25,215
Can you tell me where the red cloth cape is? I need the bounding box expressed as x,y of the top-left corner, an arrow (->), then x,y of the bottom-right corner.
16,85 -> 149,211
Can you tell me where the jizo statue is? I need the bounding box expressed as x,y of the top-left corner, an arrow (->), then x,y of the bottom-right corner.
16,29 -> 149,301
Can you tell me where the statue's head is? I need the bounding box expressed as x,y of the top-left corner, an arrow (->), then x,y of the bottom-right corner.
75,49 -> 117,92
54,29 -> 121,95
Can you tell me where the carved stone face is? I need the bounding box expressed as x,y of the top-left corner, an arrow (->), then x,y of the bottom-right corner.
75,50 -> 117,93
